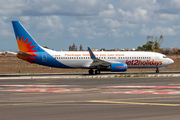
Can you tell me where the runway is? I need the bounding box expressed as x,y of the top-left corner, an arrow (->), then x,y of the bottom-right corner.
0,71 -> 180,79
0,77 -> 180,120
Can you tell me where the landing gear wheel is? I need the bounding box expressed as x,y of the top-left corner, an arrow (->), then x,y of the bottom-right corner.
89,69 -> 94,75
95,70 -> 100,74
156,68 -> 159,73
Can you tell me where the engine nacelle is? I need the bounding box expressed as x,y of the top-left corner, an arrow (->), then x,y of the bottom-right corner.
110,63 -> 127,72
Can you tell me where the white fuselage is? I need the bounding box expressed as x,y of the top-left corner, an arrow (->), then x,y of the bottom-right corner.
44,49 -> 174,69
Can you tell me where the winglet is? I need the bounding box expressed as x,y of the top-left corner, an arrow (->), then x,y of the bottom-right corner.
87,47 -> 97,59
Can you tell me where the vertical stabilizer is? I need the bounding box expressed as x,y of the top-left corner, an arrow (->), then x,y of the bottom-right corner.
12,21 -> 43,53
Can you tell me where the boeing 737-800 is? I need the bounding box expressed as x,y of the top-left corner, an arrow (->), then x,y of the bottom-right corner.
12,21 -> 174,74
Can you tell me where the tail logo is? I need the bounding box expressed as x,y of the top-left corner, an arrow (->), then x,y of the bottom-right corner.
17,36 -> 37,53
89,51 -> 92,56
17,36 -> 39,63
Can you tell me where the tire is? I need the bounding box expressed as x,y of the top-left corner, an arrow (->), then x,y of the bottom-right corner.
89,69 -> 94,75
95,70 -> 100,74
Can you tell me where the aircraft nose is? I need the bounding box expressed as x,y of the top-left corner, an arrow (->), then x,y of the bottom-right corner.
168,59 -> 174,64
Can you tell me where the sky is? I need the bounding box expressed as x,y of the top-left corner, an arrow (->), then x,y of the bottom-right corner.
0,0 -> 180,51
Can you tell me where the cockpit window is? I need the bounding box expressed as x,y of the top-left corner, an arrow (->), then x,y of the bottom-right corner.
163,56 -> 167,58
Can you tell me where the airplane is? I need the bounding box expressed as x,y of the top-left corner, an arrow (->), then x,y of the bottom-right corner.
12,21 -> 174,75
6,51 -> 17,55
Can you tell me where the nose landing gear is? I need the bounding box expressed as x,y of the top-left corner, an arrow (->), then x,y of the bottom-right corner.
88,69 -> 94,75
156,68 -> 159,73
95,70 -> 100,74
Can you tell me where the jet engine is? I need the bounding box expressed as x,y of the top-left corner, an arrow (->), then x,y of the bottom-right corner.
110,63 -> 127,72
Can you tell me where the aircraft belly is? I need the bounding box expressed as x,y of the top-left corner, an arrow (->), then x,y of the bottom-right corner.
127,65 -> 139,68
59,60 -> 91,68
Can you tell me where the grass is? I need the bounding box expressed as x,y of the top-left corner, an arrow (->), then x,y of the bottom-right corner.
134,74 -> 144,77
114,75 -> 119,77
113,74 -> 148,78
124,74 -> 132,77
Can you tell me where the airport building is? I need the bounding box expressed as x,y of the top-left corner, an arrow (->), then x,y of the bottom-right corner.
69,44 -> 84,51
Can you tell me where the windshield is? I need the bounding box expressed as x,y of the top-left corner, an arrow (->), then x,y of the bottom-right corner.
163,56 -> 167,58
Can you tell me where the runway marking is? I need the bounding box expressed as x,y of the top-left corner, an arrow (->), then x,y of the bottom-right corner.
104,91 -> 180,94
0,100 -> 180,107
108,96 -> 180,101
169,84 -> 180,85
36,80 -> 56,81
11,93 -> 48,95
0,101 -> 83,106
33,83 -> 59,85
86,100 -> 180,106
102,86 -> 180,89
0,89 -> 85,92
0,85 -> 76,87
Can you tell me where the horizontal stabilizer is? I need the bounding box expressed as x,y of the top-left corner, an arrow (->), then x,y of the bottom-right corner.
17,51 -> 33,57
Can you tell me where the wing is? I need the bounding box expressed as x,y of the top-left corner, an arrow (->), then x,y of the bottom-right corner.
88,47 -> 115,67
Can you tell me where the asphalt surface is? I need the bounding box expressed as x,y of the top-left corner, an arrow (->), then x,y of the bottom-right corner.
0,71 -> 180,77
0,77 -> 180,120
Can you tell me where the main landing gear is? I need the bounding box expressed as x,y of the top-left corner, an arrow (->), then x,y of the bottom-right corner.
156,68 -> 159,73
88,69 -> 100,75
88,69 -> 94,75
